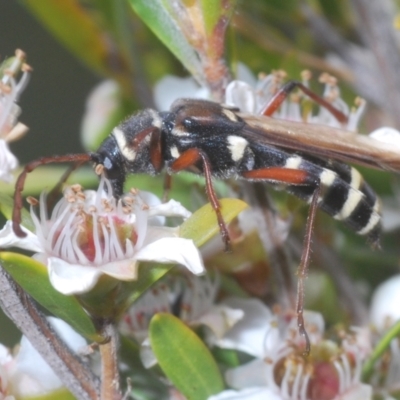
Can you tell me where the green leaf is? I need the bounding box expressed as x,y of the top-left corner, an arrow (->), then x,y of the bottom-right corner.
0,252 -> 101,342
21,388 -> 75,400
0,166 -> 97,197
180,198 -> 248,247
362,319 -> 400,381
92,0 -> 135,64
127,0 -> 205,84
199,0 -> 235,36
0,192 -> 34,232
21,0 -> 110,77
199,0 -> 222,35
212,347 -> 240,368
150,313 -> 224,399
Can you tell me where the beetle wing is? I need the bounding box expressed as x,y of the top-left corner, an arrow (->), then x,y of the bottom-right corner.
240,114 -> 400,172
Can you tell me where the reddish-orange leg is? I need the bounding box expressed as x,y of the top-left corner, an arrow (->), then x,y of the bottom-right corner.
242,167 -> 321,356
12,153 -> 92,237
261,80 -> 349,125
169,148 -> 232,252
242,167 -> 314,185
296,186 -> 320,356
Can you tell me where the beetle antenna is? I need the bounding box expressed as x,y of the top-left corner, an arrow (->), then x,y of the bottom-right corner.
12,153 -> 93,238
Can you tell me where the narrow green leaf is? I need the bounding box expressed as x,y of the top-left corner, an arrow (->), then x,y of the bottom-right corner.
0,166 -> 97,196
0,252 -> 101,342
212,347 -> 240,367
22,388 -> 75,400
93,0 -> 134,58
362,319 -> 400,381
21,0 -> 111,77
199,0 -> 224,35
127,0 -> 205,84
0,192 -> 34,232
180,198 -> 248,247
150,313 -> 224,400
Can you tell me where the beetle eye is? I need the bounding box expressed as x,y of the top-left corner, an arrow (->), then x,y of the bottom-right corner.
102,157 -> 121,180
183,118 -> 192,128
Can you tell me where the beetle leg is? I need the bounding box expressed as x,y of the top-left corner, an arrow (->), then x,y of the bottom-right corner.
242,166 -> 321,355
296,185 -> 320,356
149,128 -> 163,173
242,167 -> 316,185
169,148 -> 232,252
163,173 -> 172,203
261,80 -> 349,124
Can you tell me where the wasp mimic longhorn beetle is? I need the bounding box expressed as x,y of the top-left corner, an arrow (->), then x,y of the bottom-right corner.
12,80 -> 400,246
11,80 -> 400,354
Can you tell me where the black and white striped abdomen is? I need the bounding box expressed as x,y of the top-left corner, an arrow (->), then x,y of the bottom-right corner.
286,155 -> 381,245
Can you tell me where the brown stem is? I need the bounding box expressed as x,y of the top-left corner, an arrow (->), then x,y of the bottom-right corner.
0,266 -> 100,400
100,322 -> 122,400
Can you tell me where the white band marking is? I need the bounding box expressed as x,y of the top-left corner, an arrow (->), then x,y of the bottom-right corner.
113,127 -> 136,161
227,135 -> 248,162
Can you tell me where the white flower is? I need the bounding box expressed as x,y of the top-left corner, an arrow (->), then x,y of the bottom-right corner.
153,63 -> 255,111
80,79 -> 121,150
120,273 -> 244,368
121,273 -> 243,341
0,318 -> 85,399
0,178 -> 205,295
370,274 -> 400,332
0,343 -> 14,399
211,304 -> 372,400
225,70 -> 366,132
9,318 -> 86,397
154,75 -> 210,110
369,127 -> 400,148
369,275 -> 400,397
0,49 -> 30,183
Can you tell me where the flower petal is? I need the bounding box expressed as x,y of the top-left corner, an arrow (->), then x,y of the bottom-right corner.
0,220 -> 42,253
208,387 -> 279,400
0,140 -> 18,182
139,337 -> 158,369
369,127 -> 400,148
225,80 -> 256,113
80,80 -> 120,151
47,257 -> 102,295
225,359 -> 271,389
148,199 -> 192,220
153,75 -> 209,111
135,237 -> 204,274
339,383 -> 372,400
11,317 -> 86,397
215,298 -> 274,357
197,305 -> 244,340
100,258 -> 139,281
370,274 -> 400,332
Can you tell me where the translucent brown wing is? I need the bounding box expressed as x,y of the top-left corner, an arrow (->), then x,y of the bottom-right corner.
240,113 -> 400,172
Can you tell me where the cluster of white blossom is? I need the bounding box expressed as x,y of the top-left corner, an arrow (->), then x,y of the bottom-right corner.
1,57 -> 400,399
